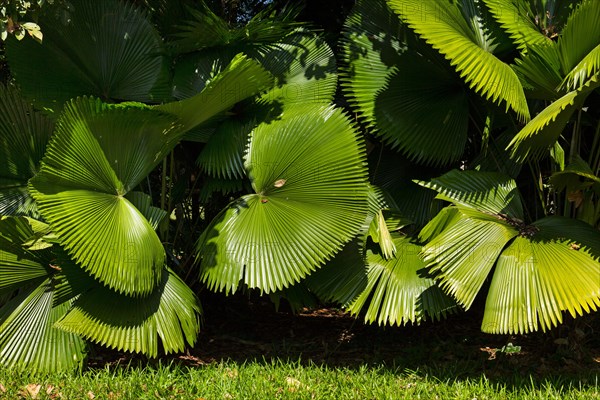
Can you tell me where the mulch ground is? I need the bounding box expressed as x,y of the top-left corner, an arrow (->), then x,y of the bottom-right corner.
87,291 -> 600,386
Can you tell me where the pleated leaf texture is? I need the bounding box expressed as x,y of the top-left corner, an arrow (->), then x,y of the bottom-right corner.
28,98 -> 182,297
0,84 -> 54,217
197,105 -> 370,294
419,170 -> 600,334
5,0 -> 166,109
0,217 -> 87,373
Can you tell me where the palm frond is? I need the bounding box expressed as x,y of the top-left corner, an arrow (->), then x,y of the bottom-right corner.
557,0 -> 600,77
126,192 -> 168,231
513,42 -> 563,100
561,44 -> 600,90
0,84 -> 53,217
196,105 -> 369,294
482,0 -> 550,52
29,98 -> 180,296
421,210 -> 518,309
349,235 -> 458,326
5,0 -> 165,109
0,280 -> 87,373
55,268 -> 201,357
387,0 -> 530,121
507,74 -> 600,161
417,170 -> 524,219
482,217 -> 600,333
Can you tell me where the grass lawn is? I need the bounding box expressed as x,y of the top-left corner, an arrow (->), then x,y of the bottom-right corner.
1,295 -> 599,399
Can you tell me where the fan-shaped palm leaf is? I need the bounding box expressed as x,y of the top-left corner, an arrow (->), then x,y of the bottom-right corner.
196,105 -> 369,294
386,0 -> 530,121
28,98 -> 180,296
349,235 -> 457,326
513,42 -> 563,100
417,169 -> 524,218
561,44 -> 600,91
340,0 -> 470,166
0,281 -> 87,373
556,0 -> 600,79
0,84 -> 53,217
482,0 -> 551,52
420,170 -> 600,333
5,0 -> 166,109
55,268 -> 201,358
508,74 -> 600,161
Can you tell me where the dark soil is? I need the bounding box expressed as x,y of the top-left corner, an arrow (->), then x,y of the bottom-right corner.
88,291 -> 600,387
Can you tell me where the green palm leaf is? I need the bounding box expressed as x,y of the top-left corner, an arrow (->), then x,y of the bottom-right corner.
507,74 -> 600,161
28,98 -> 180,296
417,170 -> 524,219
340,0 -> 470,165
513,42 -> 563,100
0,84 -> 53,217
562,44 -> 600,90
0,280 -> 87,373
349,235 -> 457,326
5,0 -> 165,109
422,209 -> 518,309
55,268 -> 201,358
557,0 -> 600,78
483,219 -> 600,333
482,0 -> 551,52
386,0 -> 530,121
0,217 -> 50,293
196,105 -> 369,294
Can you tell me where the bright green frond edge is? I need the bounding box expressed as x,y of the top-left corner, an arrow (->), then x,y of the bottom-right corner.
0,84 -> 53,217
419,170 -> 600,334
340,0 -> 470,166
386,0 -> 530,122
196,105 -> 369,294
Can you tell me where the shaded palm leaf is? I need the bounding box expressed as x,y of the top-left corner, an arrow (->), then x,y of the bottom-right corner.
513,42 -> 563,100
387,0 -> 530,121
196,105 -> 369,294
417,169 -> 524,219
0,84 -> 53,217
0,281 -> 87,373
550,155 -> 600,193
55,268 -> 201,358
5,0 -> 165,109
126,192 -> 168,231
349,235 -> 458,326
28,98 -> 180,296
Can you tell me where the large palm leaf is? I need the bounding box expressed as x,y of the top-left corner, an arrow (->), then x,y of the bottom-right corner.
340,0 -> 470,166
419,170 -> 600,333
386,0 -> 530,122
5,0 -> 166,109
0,217 -> 88,373
196,105 -> 369,294
0,84 -> 53,217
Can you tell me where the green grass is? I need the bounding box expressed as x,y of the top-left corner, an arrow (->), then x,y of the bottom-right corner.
1,359 -> 598,400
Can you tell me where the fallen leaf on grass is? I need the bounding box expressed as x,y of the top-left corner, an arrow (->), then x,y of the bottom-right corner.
23,384 -> 41,399
0,383 -> 6,393
87,391 -> 95,399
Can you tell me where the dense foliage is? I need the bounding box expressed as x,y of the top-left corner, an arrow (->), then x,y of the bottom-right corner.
0,0 -> 599,372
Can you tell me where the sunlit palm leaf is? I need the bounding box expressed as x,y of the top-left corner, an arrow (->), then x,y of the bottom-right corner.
421,209 -> 518,309
0,281 -> 87,373
482,0 -> 550,52
55,268 -> 201,358
5,0 -> 165,109
508,75 -> 600,161
196,105 -> 369,294
349,235 -> 457,326
387,0 -> 530,121
482,217 -> 600,333
562,44 -> 600,90
159,54 -> 273,132
513,42 -> 563,99
29,98 -> 181,296
126,192 -> 168,231
417,170 -> 524,219
557,0 -> 600,78
0,84 -> 53,217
